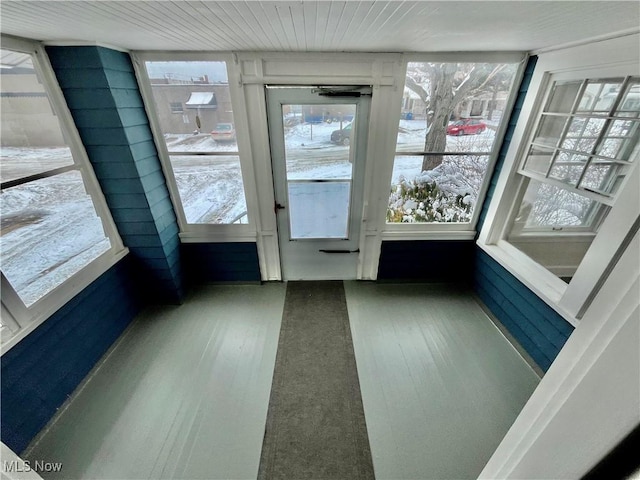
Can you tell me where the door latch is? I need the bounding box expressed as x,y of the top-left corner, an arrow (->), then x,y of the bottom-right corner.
274,203 -> 285,213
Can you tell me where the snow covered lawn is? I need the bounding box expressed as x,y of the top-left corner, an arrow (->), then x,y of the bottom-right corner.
1,164 -> 110,306
0,120 -> 497,304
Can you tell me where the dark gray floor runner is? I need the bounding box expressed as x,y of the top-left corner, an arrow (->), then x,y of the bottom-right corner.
258,281 -> 375,480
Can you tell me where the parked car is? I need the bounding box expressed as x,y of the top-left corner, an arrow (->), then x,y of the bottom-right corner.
211,123 -> 236,142
330,123 -> 352,145
446,118 -> 487,136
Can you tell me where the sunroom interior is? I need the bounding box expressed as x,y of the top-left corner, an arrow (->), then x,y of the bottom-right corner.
1,2 -> 639,479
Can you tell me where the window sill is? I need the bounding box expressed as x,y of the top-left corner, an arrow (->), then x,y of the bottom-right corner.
1,247 -> 130,355
179,230 -> 258,243
477,240 -> 578,327
381,228 -> 477,241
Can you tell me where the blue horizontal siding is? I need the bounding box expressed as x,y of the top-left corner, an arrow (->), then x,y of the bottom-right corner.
182,243 -> 261,283
1,258 -> 143,454
474,250 -> 573,371
47,45 -> 184,303
377,240 -> 475,283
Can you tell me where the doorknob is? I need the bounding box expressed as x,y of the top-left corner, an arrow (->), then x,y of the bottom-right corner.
274,203 -> 285,213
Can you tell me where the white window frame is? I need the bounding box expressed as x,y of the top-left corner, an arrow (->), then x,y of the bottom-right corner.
132,52 -> 260,244
382,52 -> 528,241
1,36 -> 127,354
477,34 -> 640,325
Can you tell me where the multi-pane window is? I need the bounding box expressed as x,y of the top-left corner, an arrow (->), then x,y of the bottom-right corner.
521,77 -> 639,201
0,45 -> 120,339
142,61 -> 248,225
506,76 -> 639,282
169,101 -> 183,114
387,61 -> 519,225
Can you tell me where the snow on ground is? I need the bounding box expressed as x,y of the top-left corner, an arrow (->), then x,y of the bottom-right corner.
0,120 -> 498,303
169,154 -> 248,224
1,169 -> 110,306
1,147 -> 74,183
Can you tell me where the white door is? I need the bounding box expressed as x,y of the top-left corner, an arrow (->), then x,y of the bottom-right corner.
266,87 -> 370,280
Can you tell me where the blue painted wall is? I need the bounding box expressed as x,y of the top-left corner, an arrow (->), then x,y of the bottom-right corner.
46,46 -> 184,304
182,243 -> 261,283
476,56 -> 537,228
474,251 -> 573,371
377,240 -> 474,283
1,257 -> 143,454
473,56 -> 574,372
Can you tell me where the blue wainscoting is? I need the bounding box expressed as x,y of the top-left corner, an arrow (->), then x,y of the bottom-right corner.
474,251 -> 573,372
182,243 -> 261,283
47,46 -> 184,304
1,257 -> 143,454
377,240 -> 475,283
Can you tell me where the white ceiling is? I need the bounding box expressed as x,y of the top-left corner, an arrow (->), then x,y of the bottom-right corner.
1,1 -> 638,53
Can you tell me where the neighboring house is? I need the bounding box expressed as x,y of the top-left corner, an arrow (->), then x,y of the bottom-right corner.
0,67 -> 65,146
401,85 -> 510,122
148,77 -> 234,134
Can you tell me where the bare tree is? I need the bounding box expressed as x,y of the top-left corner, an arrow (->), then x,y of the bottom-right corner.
406,63 -> 508,172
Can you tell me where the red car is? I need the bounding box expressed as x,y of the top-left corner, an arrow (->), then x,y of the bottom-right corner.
446,118 -> 487,136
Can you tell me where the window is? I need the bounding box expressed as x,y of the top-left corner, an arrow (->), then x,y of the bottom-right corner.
521,77 -> 638,199
387,61 -> 519,228
478,35 -> 640,322
1,39 -> 124,348
506,76 -> 638,283
139,60 -> 248,227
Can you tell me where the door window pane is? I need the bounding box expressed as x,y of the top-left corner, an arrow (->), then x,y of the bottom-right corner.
282,104 -> 355,239
144,61 -> 248,225
388,61 -> 519,223
288,181 -> 351,239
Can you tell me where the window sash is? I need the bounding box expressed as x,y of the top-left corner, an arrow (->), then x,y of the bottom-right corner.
386,59 -> 524,229
133,53 -> 255,237
477,39 -> 640,324
520,75 -> 639,203
0,36 -> 125,352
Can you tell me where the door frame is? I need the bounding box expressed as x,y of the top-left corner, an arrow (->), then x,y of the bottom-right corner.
235,52 -> 405,281
266,86 -> 371,280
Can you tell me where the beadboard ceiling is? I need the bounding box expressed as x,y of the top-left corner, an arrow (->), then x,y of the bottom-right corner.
1,1 -> 638,53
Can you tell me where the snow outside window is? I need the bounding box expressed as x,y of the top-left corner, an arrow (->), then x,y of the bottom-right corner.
505,76 -> 639,284
388,61 -> 519,224
1,43 -> 122,346
143,61 -> 248,225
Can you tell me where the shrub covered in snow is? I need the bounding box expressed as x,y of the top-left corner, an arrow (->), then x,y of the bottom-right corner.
387,165 -> 475,223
